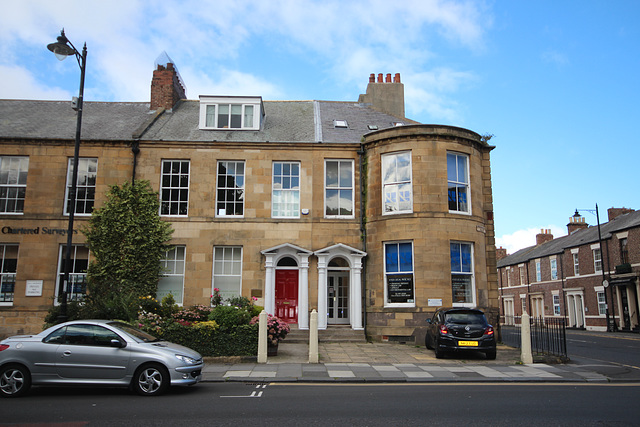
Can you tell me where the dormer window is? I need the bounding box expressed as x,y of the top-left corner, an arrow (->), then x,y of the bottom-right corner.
199,96 -> 263,130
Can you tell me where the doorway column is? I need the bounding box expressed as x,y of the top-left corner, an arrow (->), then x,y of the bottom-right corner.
317,257 -> 328,330
298,254 -> 310,329
263,257 -> 275,315
351,258 -> 363,330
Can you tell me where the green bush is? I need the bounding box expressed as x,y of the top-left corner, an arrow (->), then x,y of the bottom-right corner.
208,305 -> 252,331
148,320 -> 257,357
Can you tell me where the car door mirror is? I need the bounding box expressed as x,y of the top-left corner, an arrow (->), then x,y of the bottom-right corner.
426,319 -> 432,324
110,339 -> 126,348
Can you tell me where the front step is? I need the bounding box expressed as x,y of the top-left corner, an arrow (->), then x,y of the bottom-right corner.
283,325 -> 367,344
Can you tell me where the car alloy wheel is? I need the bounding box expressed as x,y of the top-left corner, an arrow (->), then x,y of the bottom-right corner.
0,364 -> 31,398
133,364 -> 169,396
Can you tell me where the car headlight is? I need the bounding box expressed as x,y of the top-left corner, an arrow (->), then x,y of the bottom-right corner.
175,354 -> 198,365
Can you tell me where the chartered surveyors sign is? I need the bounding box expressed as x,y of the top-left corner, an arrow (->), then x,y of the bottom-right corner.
2,226 -> 78,236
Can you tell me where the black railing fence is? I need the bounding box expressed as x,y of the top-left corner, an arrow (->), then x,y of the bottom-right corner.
500,315 -> 567,359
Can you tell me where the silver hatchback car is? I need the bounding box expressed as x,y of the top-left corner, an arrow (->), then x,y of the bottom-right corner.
0,319 -> 203,397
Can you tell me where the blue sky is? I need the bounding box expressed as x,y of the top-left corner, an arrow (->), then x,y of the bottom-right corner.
1,0 -> 638,254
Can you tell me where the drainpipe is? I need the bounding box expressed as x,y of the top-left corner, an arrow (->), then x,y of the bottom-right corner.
358,143 -> 367,332
131,141 -> 140,184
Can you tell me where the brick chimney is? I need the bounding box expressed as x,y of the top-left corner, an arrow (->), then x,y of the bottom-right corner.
150,62 -> 186,111
536,229 -> 554,245
567,212 -> 589,234
496,246 -> 508,261
608,207 -> 634,221
358,73 -> 405,118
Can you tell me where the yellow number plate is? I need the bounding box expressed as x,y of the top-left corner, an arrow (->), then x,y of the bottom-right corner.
458,341 -> 478,347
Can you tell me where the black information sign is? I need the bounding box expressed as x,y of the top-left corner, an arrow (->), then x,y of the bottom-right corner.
387,274 -> 414,303
452,274 -> 471,303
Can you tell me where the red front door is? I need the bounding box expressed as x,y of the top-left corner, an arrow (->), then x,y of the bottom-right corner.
275,269 -> 298,323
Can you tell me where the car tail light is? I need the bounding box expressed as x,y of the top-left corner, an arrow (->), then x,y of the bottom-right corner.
0,344 -> 9,351
439,325 -> 449,335
484,326 -> 494,336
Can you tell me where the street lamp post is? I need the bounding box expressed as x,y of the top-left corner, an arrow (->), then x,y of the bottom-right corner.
574,204 -> 614,332
47,29 -> 87,322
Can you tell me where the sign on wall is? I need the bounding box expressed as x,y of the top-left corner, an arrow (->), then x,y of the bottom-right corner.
387,274 -> 414,303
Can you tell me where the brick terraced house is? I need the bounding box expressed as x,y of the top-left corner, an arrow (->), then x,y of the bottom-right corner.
497,208 -> 640,332
0,60 -> 498,342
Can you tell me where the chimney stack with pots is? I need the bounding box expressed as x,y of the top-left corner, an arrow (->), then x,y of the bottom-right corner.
536,229 -> 554,245
358,72 -> 405,119
567,213 -> 589,234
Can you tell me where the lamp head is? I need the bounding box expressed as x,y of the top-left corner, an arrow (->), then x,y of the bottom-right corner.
47,29 -> 76,60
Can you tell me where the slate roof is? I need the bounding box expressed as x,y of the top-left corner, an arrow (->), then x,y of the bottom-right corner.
497,209 -> 640,268
0,98 -> 416,145
0,100 -> 153,141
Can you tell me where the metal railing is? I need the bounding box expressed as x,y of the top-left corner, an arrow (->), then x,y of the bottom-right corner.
500,315 -> 567,358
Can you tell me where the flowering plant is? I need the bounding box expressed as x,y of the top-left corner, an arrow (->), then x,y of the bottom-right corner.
210,288 -> 223,307
250,314 -> 290,346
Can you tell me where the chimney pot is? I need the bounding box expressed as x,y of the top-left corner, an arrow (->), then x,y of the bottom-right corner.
377,73 -> 383,83
385,73 -> 392,83
369,73 -> 375,83
394,73 -> 401,83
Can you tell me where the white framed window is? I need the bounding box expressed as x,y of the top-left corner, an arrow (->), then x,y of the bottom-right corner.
597,291 -> 606,315
535,260 -> 541,282
382,151 -> 412,214
531,295 -> 544,318
158,246 -> 185,305
447,152 -> 470,213
216,160 -> 245,217
325,159 -> 354,218
160,160 -> 190,216
573,252 -> 580,276
56,245 -> 89,303
272,161 -> 300,218
451,242 -> 475,306
553,294 -> 561,316
550,258 -> 558,280
65,158 -> 97,215
0,244 -> 18,304
593,248 -> 602,272
503,297 -> 515,324
384,241 -> 414,306
212,246 -> 243,301
519,266 -> 526,285
199,96 -> 262,130
0,156 -> 28,214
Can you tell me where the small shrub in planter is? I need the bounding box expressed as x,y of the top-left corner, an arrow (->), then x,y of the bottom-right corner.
250,314 -> 290,346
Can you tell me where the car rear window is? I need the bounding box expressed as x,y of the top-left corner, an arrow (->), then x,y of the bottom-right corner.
445,312 -> 487,325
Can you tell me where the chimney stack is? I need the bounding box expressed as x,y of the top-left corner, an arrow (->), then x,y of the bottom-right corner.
608,207 -> 634,221
496,246 -> 508,261
150,62 -> 186,111
358,72 -> 405,118
567,212 -> 589,234
536,229 -> 554,245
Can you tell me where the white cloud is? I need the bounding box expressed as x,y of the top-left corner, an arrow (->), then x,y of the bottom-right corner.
496,225 -> 566,256
0,65 -> 71,100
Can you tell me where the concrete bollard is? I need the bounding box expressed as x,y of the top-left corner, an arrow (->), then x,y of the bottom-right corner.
309,309 -> 319,363
257,310 -> 268,364
521,311 -> 533,364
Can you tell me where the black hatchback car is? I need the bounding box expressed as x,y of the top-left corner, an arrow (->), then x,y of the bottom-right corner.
425,307 -> 496,359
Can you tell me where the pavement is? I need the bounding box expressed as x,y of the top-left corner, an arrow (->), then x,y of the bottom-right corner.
201,341 -> 624,383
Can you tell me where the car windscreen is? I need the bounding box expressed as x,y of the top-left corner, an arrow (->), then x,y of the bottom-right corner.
108,322 -> 163,343
444,312 -> 487,325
